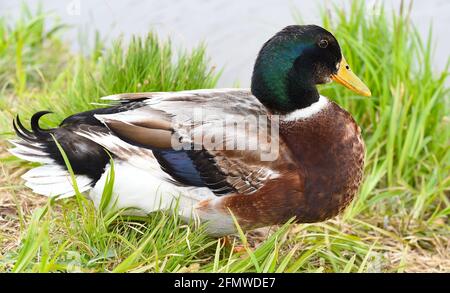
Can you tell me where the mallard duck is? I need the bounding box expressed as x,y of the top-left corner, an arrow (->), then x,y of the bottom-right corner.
10,25 -> 370,236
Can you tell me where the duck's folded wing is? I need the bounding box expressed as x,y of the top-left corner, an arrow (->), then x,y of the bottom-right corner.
85,89 -> 294,196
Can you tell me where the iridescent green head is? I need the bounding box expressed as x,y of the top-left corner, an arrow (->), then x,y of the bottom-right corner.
251,25 -> 370,114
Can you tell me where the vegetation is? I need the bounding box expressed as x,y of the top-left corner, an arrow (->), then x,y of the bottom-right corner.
0,1 -> 448,272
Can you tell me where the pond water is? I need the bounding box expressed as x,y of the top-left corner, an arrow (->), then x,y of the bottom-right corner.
1,0 -> 448,86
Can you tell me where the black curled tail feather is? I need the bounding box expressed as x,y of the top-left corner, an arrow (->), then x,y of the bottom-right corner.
12,111 -> 110,181
13,111 -> 54,142
30,111 -> 53,138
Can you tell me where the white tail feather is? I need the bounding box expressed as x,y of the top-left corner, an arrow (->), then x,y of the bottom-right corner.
8,147 -> 54,164
21,164 -> 68,178
22,165 -> 93,198
8,140 -> 47,156
9,140 -> 93,198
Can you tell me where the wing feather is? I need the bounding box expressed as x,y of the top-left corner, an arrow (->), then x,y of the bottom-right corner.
86,89 -> 293,196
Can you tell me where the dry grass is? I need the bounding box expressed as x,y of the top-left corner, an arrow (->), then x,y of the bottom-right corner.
1,158 -> 448,272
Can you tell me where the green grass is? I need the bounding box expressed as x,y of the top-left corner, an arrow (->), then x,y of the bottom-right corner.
0,1 -> 449,272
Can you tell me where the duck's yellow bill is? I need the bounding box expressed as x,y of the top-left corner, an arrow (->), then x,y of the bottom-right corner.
331,56 -> 371,97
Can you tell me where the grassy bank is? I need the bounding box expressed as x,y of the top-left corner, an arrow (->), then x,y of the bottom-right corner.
0,1 -> 449,272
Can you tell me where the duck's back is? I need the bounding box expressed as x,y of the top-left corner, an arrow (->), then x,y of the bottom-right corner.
10,88 -> 301,235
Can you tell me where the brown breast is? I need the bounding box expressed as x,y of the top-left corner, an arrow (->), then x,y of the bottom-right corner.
212,101 -> 364,230
279,101 -> 365,222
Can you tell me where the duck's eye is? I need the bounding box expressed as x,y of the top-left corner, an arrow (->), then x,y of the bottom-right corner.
318,39 -> 328,48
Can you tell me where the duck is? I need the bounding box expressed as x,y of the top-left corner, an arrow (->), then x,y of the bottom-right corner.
9,25 -> 371,236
